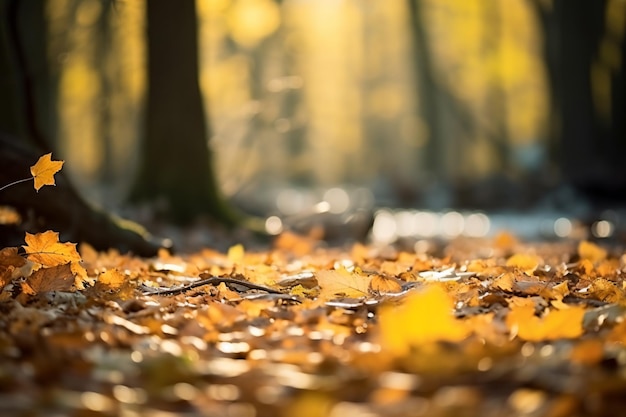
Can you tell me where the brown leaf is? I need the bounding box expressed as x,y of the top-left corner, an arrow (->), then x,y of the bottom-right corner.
21,263 -> 75,294
30,153 -> 64,191
0,247 -> 26,269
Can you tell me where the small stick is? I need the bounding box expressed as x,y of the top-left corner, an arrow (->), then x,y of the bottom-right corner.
142,275 -> 283,296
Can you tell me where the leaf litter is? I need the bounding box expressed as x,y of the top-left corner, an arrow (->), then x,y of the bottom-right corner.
0,230 -> 625,416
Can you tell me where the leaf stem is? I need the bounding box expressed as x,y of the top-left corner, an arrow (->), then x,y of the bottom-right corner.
0,177 -> 33,192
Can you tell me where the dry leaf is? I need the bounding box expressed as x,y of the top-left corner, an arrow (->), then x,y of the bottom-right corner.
23,231 -> 81,266
21,263 -> 75,294
506,304 -> 585,341
0,206 -> 20,225
30,153 -> 64,191
98,269 -> 126,289
227,244 -> 245,264
506,253 -> 542,274
316,268 -> 371,298
378,285 -> 470,356
369,274 -> 402,294
570,338 -> 604,365
0,247 -> 26,269
578,241 -> 607,263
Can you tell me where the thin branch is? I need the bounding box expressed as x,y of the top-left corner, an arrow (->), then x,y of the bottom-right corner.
141,275 -> 284,296
0,177 -> 33,192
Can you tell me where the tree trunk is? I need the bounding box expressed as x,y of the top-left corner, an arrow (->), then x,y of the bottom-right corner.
130,0 -> 238,226
0,0 -> 161,255
532,0 -> 626,198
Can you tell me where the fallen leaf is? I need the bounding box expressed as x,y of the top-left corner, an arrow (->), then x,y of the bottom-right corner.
588,278 -> 623,303
23,231 -> 81,266
369,274 -> 402,294
378,285 -> 470,356
97,269 -> 126,289
227,243 -> 245,264
570,338 -> 604,365
506,253 -> 542,274
30,153 -> 64,191
316,267 -> 371,298
0,206 -> 20,224
506,304 -> 585,341
578,241 -> 607,263
0,247 -> 26,269
21,263 -> 75,294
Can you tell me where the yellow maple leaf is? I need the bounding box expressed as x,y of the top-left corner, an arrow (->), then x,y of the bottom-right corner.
23,231 -> 81,266
30,153 -> 64,191
506,304 -> 585,341
378,285 -> 470,356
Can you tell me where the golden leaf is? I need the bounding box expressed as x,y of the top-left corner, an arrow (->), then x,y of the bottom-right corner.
30,153 -> 64,191
23,231 -> 81,266
378,285 -> 470,356
316,267 -> 371,298
506,253 -> 541,274
227,243 -> 245,264
506,304 -> 585,341
578,240 -> 607,263
98,269 -> 126,289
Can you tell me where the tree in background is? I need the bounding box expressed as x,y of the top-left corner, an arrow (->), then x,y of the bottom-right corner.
0,0 -> 159,255
530,0 -> 626,199
129,0 -> 239,226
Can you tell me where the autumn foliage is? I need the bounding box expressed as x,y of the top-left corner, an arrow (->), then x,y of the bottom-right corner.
1,155 -> 625,415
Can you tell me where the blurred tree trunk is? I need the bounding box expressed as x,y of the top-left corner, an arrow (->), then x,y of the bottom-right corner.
0,0 -> 160,255
0,0 -> 50,151
531,0 -> 626,198
407,0 -> 443,177
130,0 -> 238,226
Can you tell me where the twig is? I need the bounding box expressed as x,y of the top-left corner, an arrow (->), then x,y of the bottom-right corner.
141,275 -> 284,296
0,177 -> 32,192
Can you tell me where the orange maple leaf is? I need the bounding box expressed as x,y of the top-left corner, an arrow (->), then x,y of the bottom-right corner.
23,231 -> 81,266
30,153 -> 64,191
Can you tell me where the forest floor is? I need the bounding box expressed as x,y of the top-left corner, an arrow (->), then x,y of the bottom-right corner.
1,228 -> 626,417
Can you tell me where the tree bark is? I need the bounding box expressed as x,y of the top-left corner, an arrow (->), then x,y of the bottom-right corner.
531,0 -> 626,197
0,0 -> 161,255
130,0 -> 238,225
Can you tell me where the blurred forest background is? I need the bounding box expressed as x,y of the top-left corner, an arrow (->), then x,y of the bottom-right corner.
1,0 -> 625,242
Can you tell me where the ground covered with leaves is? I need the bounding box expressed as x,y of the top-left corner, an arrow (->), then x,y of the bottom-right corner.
1,228 -> 626,417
